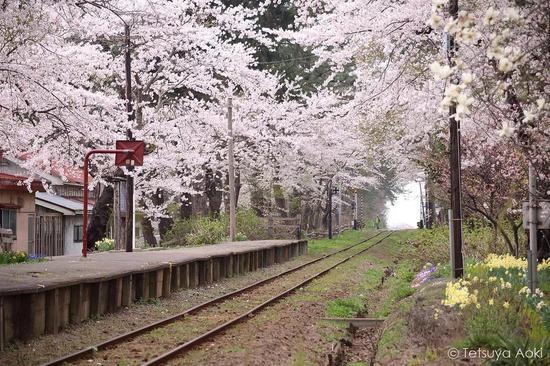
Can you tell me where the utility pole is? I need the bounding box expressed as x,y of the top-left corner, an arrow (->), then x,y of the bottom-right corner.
353,190 -> 358,230
227,97 -> 237,241
337,186 -> 342,234
327,180 -> 333,239
268,181 -> 274,239
124,24 -> 135,252
419,181 -> 426,228
425,180 -> 434,229
447,0 -> 464,278
528,164 -> 538,292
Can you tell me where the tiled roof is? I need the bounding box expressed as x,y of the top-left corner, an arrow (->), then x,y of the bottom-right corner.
0,172 -> 45,192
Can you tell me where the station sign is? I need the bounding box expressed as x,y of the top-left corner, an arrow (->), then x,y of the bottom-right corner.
115,140 -> 145,166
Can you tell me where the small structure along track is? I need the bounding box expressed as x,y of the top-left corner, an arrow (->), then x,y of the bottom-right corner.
43,231 -> 392,366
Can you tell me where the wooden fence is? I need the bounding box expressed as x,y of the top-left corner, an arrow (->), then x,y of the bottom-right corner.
32,215 -> 63,257
265,215 -> 354,240
266,216 -> 302,239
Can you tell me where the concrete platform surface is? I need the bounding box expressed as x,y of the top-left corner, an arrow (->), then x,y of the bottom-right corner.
0,240 -> 300,295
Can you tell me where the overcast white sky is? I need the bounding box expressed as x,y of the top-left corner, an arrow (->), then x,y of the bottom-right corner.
386,182 -> 421,229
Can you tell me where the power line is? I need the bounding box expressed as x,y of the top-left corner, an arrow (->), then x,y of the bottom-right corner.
255,55 -> 318,65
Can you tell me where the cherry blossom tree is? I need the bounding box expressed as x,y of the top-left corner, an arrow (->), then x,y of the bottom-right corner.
282,0 -> 548,253
1,0 -> 390,243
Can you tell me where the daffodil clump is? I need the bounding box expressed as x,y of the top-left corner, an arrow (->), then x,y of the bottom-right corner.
484,253 -> 527,270
435,252 -> 550,359
484,253 -> 550,272
439,253 -> 550,332
0,250 -> 29,265
442,279 -> 478,309
539,258 -> 550,271
95,238 -> 115,252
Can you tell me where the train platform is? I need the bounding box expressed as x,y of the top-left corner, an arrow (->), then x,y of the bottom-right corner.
0,239 -> 307,346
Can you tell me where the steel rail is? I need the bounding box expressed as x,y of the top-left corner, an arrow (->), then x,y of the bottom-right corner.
143,232 -> 393,366
42,231 -> 384,366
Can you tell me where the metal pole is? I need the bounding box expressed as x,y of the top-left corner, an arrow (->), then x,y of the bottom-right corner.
448,209 -> 456,278
328,181 -> 333,239
124,24 -> 135,253
227,97 -> 237,241
426,181 -> 432,229
448,0 -> 464,278
353,191 -> 358,230
337,186 -> 341,234
528,163 -> 538,292
267,181 -> 273,239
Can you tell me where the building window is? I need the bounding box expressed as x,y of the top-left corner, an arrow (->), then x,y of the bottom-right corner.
0,208 -> 17,237
74,225 -> 83,243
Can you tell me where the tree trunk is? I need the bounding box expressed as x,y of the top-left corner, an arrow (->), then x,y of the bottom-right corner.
224,172 -> 242,215
205,168 -> 223,218
496,222 -> 516,255
151,189 -> 174,240
273,184 -> 287,217
138,198 -> 157,247
158,218 -> 173,241
538,230 -> 550,260
180,193 -> 193,219
491,224 -> 498,253
87,185 -> 114,250
465,203 -> 516,255
302,203 -> 314,232
250,187 -> 266,217
508,219 -> 522,257
235,172 -> 241,207
141,216 -> 157,247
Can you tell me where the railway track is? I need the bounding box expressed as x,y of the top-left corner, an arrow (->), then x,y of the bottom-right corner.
43,231 -> 392,366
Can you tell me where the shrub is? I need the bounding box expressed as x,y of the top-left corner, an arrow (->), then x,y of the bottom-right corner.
220,208 -> 267,240
95,238 -> 115,252
402,219 -> 515,270
185,216 -> 226,246
165,216 -> 226,246
235,232 -> 248,241
165,208 -> 267,246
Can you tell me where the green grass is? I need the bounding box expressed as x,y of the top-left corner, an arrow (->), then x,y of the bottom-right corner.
373,259 -> 416,317
376,299 -> 414,357
223,345 -> 246,354
326,297 -> 365,318
307,229 -> 375,254
292,351 -> 313,366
